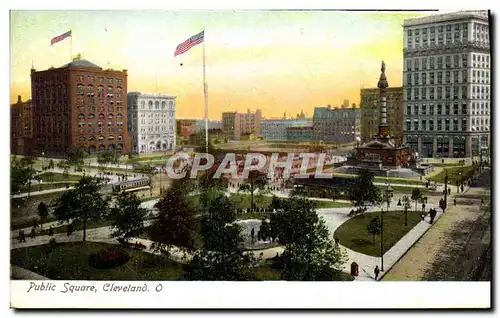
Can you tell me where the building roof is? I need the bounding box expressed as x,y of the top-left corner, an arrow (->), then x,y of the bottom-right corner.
403,10 -> 488,27
60,59 -> 102,69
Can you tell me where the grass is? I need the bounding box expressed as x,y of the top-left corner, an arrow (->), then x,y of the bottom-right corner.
10,242 -> 186,280
334,210 -> 422,257
37,218 -> 114,236
11,241 -> 354,281
427,165 -> 476,185
189,193 -> 352,210
378,185 -> 431,194
333,173 -> 424,186
37,172 -> 82,182
20,182 -> 77,193
126,154 -> 172,164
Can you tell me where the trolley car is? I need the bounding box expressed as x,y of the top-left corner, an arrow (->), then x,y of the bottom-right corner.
112,177 -> 151,193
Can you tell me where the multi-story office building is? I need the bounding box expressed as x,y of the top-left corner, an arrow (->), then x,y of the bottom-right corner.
312,105 -> 361,144
127,92 -> 176,153
10,95 -> 34,155
260,118 -> 312,141
403,10 -> 490,158
222,109 -> 262,140
360,87 -> 404,144
285,126 -> 314,141
31,58 -> 130,156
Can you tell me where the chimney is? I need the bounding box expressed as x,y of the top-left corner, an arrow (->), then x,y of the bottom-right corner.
17,95 -> 21,103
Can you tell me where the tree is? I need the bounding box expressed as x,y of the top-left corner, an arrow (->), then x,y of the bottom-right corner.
53,176 -> 108,242
348,169 -> 382,212
149,184 -> 197,257
273,196 -> 347,280
259,216 -> 271,241
187,192 -> 251,280
367,216 -> 382,245
239,170 -> 268,212
66,148 -> 87,170
37,202 -> 49,229
10,156 -> 35,195
402,195 -> 412,226
411,188 -> 422,213
108,192 -> 148,241
48,159 -> 55,170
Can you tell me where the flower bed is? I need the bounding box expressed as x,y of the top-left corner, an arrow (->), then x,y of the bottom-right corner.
89,247 -> 130,269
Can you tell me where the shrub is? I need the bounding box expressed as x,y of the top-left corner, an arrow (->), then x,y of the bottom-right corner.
44,238 -> 58,254
89,248 -> 130,269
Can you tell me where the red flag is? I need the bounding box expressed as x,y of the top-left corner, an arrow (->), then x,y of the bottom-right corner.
174,31 -> 204,57
51,30 -> 72,46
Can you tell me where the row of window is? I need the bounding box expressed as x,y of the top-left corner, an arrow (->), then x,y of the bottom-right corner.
406,102 -> 490,116
405,54 -> 490,71
78,127 -> 124,134
77,113 -> 123,120
78,135 -> 123,142
77,76 -> 123,86
406,70 -> 490,86
136,100 -> 175,110
405,85 -> 490,101
406,22 -> 489,47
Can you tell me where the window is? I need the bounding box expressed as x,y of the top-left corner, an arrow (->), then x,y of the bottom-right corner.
445,56 -> 451,68
413,104 -> 419,115
430,104 -> 435,115
430,57 -> 435,69
453,86 -> 459,99
462,86 -> 467,99
438,72 -> 443,84
454,71 -> 459,83
422,104 -> 427,115
422,87 -> 427,100
414,88 -> 419,100
453,119 -> 458,131
430,87 -> 435,100
406,59 -> 412,71
407,74 -> 412,85
406,88 -> 412,100
155,101 -> 160,110
453,103 -> 459,115
445,87 -> 451,99
430,72 -> 435,84
445,119 -> 450,130
415,73 -> 419,85
422,58 -> 427,70
437,104 -> 442,115
422,72 -> 427,84
445,71 -> 451,84
462,102 -> 467,115
437,119 -> 442,130
461,118 -> 467,131
429,119 -> 434,131
445,103 -> 450,115
422,119 -> 427,130
437,87 -> 442,99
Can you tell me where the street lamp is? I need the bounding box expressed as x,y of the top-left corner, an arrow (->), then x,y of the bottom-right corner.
381,183 -> 393,272
41,152 -> 45,169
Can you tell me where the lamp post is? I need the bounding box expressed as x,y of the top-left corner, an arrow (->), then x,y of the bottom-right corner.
381,183 -> 393,272
41,152 -> 45,170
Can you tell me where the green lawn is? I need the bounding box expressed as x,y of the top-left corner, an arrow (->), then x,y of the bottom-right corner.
334,210 -> 421,257
427,165 -> 476,185
37,172 -> 82,182
333,173 -> 424,186
378,185 -> 431,194
10,242 -> 186,280
11,241 -> 346,281
189,193 -> 352,210
127,155 -> 172,164
20,182 -> 77,193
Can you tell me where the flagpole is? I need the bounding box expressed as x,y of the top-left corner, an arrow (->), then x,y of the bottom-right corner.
70,29 -> 73,61
202,28 -> 209,153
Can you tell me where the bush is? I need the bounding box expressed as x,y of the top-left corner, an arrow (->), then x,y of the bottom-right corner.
89,247 -> 130,269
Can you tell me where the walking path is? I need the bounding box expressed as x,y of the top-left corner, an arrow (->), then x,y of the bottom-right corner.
382,168 -> 490,281
10,200 -> 441,281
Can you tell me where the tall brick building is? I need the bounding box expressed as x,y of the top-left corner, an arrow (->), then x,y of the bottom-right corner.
222,109 -> 262,140
10,95 -> 34,155
360,87 -> 404,144
30,58 -> 129,156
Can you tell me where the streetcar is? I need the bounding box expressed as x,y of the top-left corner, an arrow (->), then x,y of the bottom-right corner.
111,177 -> 151,193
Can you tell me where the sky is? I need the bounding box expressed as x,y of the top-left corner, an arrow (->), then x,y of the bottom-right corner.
10,10 -> 432,119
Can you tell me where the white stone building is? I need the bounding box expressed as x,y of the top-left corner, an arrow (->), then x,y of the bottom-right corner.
127,92 -> 176,153
403,11 -> 490,158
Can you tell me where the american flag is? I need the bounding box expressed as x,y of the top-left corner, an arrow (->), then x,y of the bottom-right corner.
51,30 -> 72,46
174,31 -> 204,57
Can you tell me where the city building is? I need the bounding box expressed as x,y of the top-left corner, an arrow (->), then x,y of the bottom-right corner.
31,58 -> 130,156
312,106 -> 361,144
127,92 -> 176,153
10,96 -> 34,155
194,119 -> 223,132
360,87 -> 404,144
260,118 -> 312,141
176,119 -> 197,137
222,109 -> 262,140
285,126 -> 314,141
403,10 -> 490,158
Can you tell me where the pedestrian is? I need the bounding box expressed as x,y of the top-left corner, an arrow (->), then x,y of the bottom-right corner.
448,188 -> 451,195
20,230 -> 26,242
18,230 -> 22,243
454,198 -> 457,206
49,226 -> 54,236
31,227 -> 36,239
374,265 -> 380,281
481,198 -> 484,206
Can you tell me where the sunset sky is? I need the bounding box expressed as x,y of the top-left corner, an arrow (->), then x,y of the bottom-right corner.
10,10 -> 433,119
